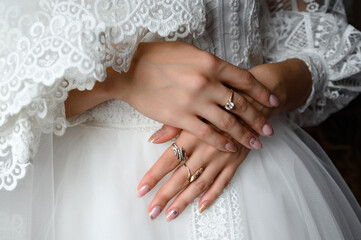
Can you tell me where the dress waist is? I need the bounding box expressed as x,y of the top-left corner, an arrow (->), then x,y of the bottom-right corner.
76,99 -> 163,131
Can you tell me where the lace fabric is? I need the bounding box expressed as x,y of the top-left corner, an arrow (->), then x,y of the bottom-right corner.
1,0 -> 360,193
0,0 -> 206,191
262,0 -> 361,126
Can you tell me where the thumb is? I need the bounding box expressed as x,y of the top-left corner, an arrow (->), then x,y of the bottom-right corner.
148,125 -> 181,144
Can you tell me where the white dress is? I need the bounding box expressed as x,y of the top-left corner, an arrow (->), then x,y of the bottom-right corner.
1,0 -> 361,240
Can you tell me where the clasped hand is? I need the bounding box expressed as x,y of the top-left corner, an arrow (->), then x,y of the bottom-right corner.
107,42 -> 279,152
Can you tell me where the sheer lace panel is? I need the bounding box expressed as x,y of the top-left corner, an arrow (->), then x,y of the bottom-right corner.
262,0 -> 361,126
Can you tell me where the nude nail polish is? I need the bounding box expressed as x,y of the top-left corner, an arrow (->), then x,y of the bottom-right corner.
269,94 -> 279,107
250,138 -> 262,149
199,202 -> 210,213
149,206 -> 162,220
148,128 -> 165,143
225,142 -> 237,152
166,209 -> 179,221
262,124 -> 274,136
137,185 -> 150,197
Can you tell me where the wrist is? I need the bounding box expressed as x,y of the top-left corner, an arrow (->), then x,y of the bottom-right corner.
103,67 -> 131,101
248,58 -> 312,118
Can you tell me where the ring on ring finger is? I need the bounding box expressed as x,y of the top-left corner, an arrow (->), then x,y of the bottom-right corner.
224,89 -> 235,111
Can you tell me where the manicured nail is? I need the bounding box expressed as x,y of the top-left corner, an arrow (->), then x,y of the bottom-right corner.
262,123 -> 274,136
137,185 -> 150,197
225,142 -> 237,152
250,138 -> 262,149
148,128 -> 165,143
149,206 -> 162,220
269,94 -> 279,107
166,209 -> 179,221
199,202 -> 210,213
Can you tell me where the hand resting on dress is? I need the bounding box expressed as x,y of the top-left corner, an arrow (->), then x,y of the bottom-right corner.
137,58 -> 313,220
65,42 -> 279,152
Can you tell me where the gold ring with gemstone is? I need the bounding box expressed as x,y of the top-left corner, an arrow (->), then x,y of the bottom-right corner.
225,89 -> 235,111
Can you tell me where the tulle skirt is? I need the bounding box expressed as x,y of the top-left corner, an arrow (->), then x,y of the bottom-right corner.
53,116 -> 361,240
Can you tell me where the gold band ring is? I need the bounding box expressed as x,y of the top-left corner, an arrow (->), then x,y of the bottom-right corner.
183,163 -> 204,183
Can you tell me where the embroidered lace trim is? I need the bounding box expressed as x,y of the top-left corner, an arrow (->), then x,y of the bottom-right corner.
262,0 -> 361,126
0,0 -> 205,191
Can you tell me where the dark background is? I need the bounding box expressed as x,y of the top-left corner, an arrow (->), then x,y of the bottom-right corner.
306,0 -> 361,204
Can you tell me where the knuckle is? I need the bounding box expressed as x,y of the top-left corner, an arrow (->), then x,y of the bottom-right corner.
242,72 -> 254,89
177,196 -> 191,206
190,74 -> 209,92
194,180 -> 209,193
254,115 -> 267,130
198,125 -> 212,139
221,176 -> 232,189
199,51 -> 219,70
146,172 -> 159,186
155,191 -> 170,203
235,96 -> 248,112
221,114 -> 236,129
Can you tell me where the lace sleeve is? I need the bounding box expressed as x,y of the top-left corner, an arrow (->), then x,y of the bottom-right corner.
261,0 -> 361,126
0,0 -> 205,191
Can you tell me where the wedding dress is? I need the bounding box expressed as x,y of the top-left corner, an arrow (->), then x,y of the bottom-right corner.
1,0 -> 361,239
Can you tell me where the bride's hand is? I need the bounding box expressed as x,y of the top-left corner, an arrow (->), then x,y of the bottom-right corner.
136,58 -> 313,220
138,129 -> 249,220
107,42 -> 279,151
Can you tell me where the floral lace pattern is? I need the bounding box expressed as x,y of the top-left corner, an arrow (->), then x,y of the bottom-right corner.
0,0 -> 205,191
190,183 -> 244,240
262,0 -> 361,126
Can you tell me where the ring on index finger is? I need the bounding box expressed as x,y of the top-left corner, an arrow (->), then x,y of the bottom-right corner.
172,143 -> 188,164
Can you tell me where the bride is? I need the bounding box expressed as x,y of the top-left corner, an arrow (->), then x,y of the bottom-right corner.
1,0 -> 361,239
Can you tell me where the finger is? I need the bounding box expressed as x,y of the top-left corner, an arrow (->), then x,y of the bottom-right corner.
213,86 -> 274,137
164,162 -> 222,221
181,116 -> 238,153
199,105 -> 262,150
216,62 -> 279,107
138,138 -> 197,197
148,125 -> 182,144
148,151 -> 206,220
198,165 -> 238,213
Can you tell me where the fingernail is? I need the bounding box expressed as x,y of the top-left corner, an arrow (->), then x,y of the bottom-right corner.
269,94 -> 279,107
149,206 -> 162,220
250,138 -> 262,149
166,209 -> 179,221
225,142 -> 237,152
199,202 -> 210,213
262,123 -> 274,136
148,128 -> 165,143
137,185 -> 150,197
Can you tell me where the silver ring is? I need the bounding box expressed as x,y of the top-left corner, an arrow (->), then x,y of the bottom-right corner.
225,89 -> 235,111
172,143 -> 188,163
